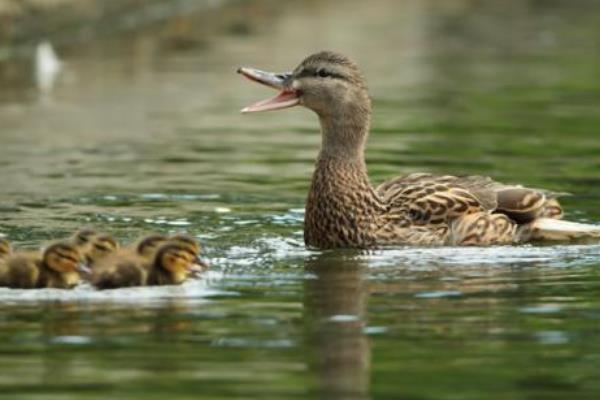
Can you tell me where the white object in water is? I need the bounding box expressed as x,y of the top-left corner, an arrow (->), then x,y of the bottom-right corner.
35,41 -> 62,94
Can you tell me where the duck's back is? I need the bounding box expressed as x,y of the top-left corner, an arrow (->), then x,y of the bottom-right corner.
376,173 -> 567,245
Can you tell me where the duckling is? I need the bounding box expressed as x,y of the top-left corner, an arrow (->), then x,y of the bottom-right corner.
85,234 -> 119,267
239,51 -> 600,248
133,234 -> 170,259
71,228 -> 98,249
89,234 -> 170,287
69,229 -> 119,267
0,238 -> 11,261
91,242 -> 198,289
0,241 -> 84,289
170,234 -> 209,271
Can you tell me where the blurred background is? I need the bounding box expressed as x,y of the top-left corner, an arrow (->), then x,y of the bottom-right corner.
1,1 -> 600,399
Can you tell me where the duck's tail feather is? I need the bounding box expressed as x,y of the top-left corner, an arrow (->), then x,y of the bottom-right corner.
518,218 -> 600,242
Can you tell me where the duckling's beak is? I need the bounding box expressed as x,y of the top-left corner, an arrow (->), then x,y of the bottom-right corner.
189,257 -> 209,274
77,263 -> 92,276
237,67 -> 299,113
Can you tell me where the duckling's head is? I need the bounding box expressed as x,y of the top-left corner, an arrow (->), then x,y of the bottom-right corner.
43,242 -> 83,274
170,234 -> 209,270
0,238 -> 11,258
136,234 -> 170,258
71,228 -> 98,246
239,51 -> 369,117
86,234 -> 119,264
154,243 -> 196,282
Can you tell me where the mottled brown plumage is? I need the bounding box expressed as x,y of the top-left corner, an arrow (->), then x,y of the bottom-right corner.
239,51 -> 600,248
0,242 -> 84,289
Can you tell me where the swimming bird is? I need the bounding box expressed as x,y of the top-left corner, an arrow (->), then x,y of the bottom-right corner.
0,238 -> 11,260
91,242 -> 201,289
0,242 -> 85,289
69,229 -> 119,268
238,51 -> 600,249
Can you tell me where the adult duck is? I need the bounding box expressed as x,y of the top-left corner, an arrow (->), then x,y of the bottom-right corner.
238,51 -> 600,249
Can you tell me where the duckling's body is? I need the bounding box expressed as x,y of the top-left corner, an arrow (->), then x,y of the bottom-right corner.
92,240 -> 199,289
0,238 -> 11,261
0,242 -> 83,289
239,51 -> 600,249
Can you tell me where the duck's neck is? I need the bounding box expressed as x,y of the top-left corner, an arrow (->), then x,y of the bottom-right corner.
318,100 -> 370,162
305,106 -> 383,248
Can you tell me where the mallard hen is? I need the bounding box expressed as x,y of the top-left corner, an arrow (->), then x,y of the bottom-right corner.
239,51 -> 600,249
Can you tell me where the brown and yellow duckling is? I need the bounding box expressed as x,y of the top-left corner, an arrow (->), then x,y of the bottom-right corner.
91,241 -> 202,289
70,229 -> 120,267
239,51 -> 600,248
0,238 -> 11,261
0,241 -> 85,289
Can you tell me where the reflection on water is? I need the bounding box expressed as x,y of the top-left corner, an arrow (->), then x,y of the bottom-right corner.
305,253 -> 370,400
0,0 -> 600,398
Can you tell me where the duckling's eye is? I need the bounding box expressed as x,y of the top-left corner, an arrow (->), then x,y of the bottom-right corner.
316,69 -> 330,78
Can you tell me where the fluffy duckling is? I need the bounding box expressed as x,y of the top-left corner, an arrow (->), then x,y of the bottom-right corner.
0,238 -> 11,261
170,234 -> 209,272
90,234 -> 169,281
86,234 -> 119,266
70,229 -> 119,267
91,242 -> 199,289
133,234 -> 170,259
0,242 -> 84,289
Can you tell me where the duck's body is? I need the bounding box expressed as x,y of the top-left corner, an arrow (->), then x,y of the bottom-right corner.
0,242 -> 84,289
239,51 -> 600,249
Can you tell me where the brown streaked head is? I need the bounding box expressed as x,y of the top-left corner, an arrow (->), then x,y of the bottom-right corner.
71,228 -> 98,246
169,234 -> 200,255
169,234 -> 209,271
86,234 -> 120,264
136,234 -> 170,257
154,243 -> 196,281
238,51 -> 369,117
43,242 -> 84,274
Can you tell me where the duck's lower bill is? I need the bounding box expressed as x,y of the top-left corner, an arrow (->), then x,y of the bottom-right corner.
237,67 -> 299,113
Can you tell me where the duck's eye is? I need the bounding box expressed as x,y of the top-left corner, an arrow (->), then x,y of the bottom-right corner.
316,69 -> 330,78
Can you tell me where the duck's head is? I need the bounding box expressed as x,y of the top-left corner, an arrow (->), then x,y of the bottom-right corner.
0,238 -> 11,258
86,234 -> 119,264
43,242 -> 86,274
238,51 -> 369,118
154,243 -> 198,283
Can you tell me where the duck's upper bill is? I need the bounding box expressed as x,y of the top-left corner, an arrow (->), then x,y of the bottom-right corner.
238,67 -> 299,113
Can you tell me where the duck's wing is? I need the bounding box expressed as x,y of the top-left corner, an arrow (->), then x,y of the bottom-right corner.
376,173 -> 565,225
376,173 -> 493,225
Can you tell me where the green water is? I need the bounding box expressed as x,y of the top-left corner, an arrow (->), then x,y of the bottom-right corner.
1,0 -> 600,399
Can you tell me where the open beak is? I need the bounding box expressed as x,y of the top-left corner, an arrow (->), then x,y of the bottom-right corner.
237,67 -> 299,113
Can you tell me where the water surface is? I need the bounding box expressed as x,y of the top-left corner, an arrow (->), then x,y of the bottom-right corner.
1,0 -> 600,399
